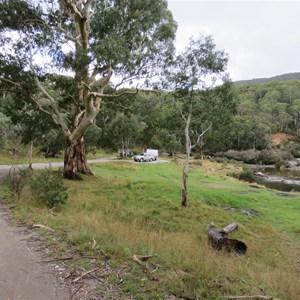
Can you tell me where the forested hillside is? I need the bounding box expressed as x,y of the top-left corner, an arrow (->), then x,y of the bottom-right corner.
1,76 -> 300,157
230,79 -> 300,151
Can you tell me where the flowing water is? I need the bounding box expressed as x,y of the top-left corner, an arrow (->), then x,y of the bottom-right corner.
257,166 -> 300,192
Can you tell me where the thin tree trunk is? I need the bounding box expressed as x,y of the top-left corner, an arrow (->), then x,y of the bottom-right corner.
64,137 -> 93,179
181,166 -> 188,206
121,138 -> 125,159
27,140 -> 34,169
182,113 -> 191,207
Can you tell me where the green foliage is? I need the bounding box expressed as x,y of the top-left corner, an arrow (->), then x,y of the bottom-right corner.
223,149 -> 259,164
238,166 -> 256,183
223,148 -> 293,165
29,168 -> 68,208
91,0 -> 177,78
40,129 -> 66,154
84,124 -> 102,149
108,112 -> 146,154
6,167 -> 33,198
232,79 -> 300,152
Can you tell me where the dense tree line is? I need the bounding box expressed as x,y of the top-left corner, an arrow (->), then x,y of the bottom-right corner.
2,76 -> 300,156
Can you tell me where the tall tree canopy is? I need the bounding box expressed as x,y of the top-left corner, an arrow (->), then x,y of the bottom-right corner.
0,0 -> 177,178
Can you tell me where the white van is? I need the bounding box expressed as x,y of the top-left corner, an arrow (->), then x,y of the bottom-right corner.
146,149 -> 158,160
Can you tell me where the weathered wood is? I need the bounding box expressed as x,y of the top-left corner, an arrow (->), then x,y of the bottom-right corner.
208,223 -> 247,255
223,222 -> 239,234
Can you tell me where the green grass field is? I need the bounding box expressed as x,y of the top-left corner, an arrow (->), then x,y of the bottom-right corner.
2,159 -> 300,299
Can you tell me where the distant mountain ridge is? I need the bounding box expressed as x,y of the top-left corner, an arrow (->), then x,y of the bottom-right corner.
234,72 -> 300,85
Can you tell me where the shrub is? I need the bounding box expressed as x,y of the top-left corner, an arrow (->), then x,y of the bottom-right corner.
238,166 -> 256,183
291,148 -> 300,158
223,149 -> 260,164
6,167 -> 33,198
192,153 -> 203,160
30,168 -> 68,208
259,149 -> 293,165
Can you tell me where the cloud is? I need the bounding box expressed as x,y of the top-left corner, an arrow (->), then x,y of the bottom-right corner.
168,1 -> 300,80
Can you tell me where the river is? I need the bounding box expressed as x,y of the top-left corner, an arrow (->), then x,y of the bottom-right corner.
255,166 -> 300,192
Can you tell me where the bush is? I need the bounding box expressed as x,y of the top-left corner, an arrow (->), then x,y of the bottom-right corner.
223,149 -> 260,164
259,149 -> 293,165
192,153 -> 202,160
30,168 -> 68,208
238,166 -> 256,183
291,148 -> 300,158
6,167 -> 33,198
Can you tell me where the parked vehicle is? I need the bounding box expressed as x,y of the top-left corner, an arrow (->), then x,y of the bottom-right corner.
133,153 -> 155,162
146,149 -> 158,160
119,149 -> 133,158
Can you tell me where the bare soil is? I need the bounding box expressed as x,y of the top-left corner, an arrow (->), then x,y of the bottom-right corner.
0,201 -> 70,300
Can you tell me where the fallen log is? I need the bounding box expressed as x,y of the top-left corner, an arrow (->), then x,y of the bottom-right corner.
208,223 -> 247,255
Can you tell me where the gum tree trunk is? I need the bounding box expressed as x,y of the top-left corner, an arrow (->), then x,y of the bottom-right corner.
64,137 -> 93,179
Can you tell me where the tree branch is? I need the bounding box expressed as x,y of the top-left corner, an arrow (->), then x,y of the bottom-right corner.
174,100 -> 187,122
0,77 -> 22,88
29,95 -> 52,116
74,109 -> 86,128
29,48 -> 71,137
64,0 -> 83,22
57,23 -> 81,46
191,122 -> 212,149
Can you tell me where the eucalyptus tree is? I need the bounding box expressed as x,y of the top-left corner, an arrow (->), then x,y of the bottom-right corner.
0,0 -> 177,178
166,35 -> 232,206
108,112 -> 146,157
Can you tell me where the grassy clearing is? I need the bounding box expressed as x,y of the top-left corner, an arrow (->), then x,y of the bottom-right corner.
2,159 -> 300,299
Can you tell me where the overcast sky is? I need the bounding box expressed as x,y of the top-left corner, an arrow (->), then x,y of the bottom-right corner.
167,0 -> 300,81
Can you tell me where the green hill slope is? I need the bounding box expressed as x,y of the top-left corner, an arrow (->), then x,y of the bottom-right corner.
234,72 -> 300,85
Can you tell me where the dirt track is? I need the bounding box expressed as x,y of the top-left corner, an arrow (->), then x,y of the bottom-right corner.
0,172 -> 70,300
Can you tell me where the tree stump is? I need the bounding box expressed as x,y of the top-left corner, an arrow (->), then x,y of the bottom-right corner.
208,223 -> 247,255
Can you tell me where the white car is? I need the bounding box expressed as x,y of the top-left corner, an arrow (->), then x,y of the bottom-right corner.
133,153 -> 155,162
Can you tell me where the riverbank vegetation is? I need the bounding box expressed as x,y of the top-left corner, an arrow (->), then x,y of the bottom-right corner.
1,160 -> 300,299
